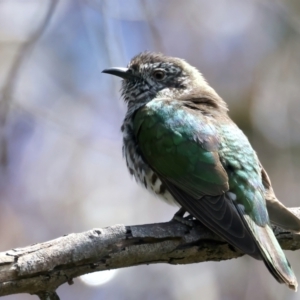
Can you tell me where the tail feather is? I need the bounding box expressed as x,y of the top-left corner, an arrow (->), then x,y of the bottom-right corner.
244,215 -> 298,291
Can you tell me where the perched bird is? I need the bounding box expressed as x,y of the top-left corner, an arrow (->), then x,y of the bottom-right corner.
103,52 -> 300,290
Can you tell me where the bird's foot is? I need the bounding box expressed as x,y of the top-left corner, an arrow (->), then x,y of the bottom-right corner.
172,208 -> 195,227
173,215 -> 195,227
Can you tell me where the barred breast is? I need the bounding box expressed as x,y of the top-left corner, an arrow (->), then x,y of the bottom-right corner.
121,119 -> 178,206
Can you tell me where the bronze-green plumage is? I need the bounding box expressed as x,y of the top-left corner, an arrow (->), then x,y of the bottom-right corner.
103,52 -> 300,290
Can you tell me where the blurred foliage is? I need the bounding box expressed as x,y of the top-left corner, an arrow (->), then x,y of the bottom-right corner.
0,0 -> 300,299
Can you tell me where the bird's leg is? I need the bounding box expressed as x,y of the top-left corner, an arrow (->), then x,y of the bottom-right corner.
172,207 -> 195,227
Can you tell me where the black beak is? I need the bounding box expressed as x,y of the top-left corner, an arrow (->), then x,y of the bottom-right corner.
102,67 -> 134,80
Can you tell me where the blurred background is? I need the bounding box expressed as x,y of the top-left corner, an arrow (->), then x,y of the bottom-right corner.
0,0 -> 300,299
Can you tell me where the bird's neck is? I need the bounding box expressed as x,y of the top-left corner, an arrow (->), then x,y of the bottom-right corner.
124,84 -> 228,120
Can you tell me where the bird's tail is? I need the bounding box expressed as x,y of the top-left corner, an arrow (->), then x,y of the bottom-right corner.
244,215 -> 298,291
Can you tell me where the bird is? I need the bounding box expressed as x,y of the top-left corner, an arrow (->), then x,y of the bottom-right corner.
102,52 -> 300,291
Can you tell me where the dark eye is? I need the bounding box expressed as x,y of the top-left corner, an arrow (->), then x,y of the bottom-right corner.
152,69 -> 166,81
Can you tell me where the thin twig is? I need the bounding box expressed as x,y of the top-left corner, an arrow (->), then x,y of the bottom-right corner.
0,0 -> 59,168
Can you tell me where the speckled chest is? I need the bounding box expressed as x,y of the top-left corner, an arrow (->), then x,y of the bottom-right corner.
121,118 -> 178,205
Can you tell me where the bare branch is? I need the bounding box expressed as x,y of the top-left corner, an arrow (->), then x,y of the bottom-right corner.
36,291 -> 60,300
0,208 -> 300,298
0,0 -> 58,168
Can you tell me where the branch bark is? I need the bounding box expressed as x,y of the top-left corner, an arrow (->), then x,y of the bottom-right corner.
1,208 -> 300,299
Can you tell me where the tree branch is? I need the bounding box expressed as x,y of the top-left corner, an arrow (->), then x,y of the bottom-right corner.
1,208 -> 300,299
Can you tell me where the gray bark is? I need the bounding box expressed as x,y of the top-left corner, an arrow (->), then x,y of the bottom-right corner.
1,208 -> 300,299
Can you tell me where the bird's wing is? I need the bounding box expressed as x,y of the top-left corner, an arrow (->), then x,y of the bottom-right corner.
133,99 -> 262,257
133,99 -> 229,197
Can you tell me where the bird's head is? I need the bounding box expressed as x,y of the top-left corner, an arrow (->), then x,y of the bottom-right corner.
103,52 -> 227,114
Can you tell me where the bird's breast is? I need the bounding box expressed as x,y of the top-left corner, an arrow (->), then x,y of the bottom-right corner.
122,120 -> 178,206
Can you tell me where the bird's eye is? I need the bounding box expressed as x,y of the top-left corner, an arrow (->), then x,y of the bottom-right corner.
152,69 -> 166,81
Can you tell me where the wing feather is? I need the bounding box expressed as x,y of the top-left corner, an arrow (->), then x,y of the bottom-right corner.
133,99 -> 261,257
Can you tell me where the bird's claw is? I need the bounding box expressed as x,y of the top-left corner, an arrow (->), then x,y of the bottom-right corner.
172,215 -> 195,227
171,208 -> 195,227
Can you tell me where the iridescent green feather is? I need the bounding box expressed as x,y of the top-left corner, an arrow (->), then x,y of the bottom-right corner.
133,99 -> 229,197
133,98 -> 297,290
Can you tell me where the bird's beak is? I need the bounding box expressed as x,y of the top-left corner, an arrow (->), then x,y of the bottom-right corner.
102,67 -> 134,80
